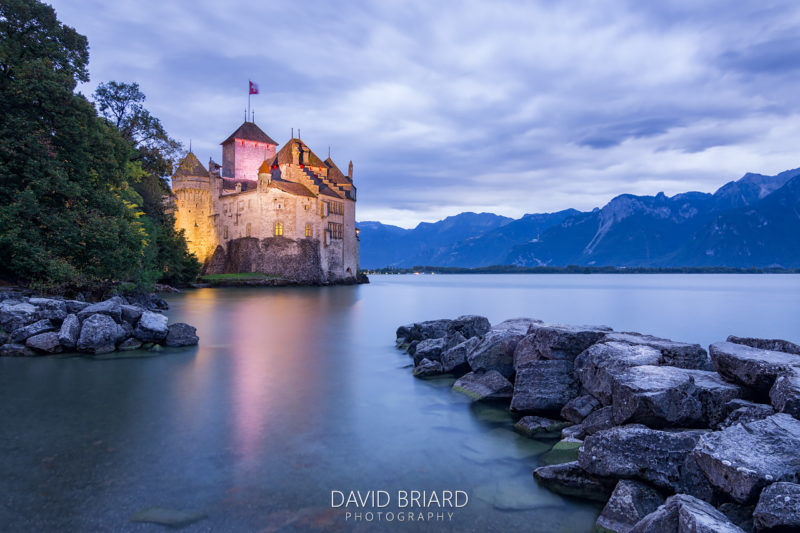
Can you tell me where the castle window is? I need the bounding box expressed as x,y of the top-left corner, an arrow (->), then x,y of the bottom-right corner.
224,227 -> 228,239
305,223 -> 312,237
246,223 -> 252,237
274,221 -> 283,236
327,222 -> 343,239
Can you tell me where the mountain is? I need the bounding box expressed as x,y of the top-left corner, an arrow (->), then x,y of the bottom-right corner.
358,167 -> 800,269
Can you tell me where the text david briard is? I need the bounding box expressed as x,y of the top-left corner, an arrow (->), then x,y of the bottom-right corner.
331,490 -> 468,523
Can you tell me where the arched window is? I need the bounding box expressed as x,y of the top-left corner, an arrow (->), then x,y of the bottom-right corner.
274,221 -> 283,236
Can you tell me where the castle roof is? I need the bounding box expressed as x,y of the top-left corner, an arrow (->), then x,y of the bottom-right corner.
275,138 -> 327,168
221,121 -> 278,146
173,152 -> 208,177
268,178 -> 315,198
324,157 -> 351,185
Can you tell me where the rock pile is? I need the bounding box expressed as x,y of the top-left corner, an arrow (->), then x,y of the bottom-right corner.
0,291 -> 198,356
396,317 -> 800,532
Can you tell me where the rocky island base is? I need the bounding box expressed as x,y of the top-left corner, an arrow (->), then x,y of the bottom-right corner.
396,316 -> 800,532
0,291 -> 198,357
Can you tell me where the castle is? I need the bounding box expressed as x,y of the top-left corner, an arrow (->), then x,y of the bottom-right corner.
171,120 -> 359,283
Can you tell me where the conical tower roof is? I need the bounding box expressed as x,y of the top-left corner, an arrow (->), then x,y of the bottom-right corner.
221,121 -> 278,145
173,151 -> 207,177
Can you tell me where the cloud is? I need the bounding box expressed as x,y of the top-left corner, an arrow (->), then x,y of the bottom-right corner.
48,0 -> 800,227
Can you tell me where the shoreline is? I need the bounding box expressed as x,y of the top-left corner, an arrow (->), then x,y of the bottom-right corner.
366,266 -> 800,275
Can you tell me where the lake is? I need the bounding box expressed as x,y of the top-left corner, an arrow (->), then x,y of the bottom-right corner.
2,274 -> 799,532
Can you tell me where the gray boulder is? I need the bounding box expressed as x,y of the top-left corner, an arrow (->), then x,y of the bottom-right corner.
10,319 -> 55,343
77,299 -> 123,322
629,494 -> 745,533
580,406 -> 615,436
118,337 -> 143,351
0,301 -> 37,331
560,394 -> 601,424
452,370 -> 513,401
30,298 -> 67,322
133,311 -> 169,343
596,480 -> 665,533
511,360 -> 579,414
164,323 -> 199,347
692,413 -> 800,504
727,335 -> 800,355
770,370 -> 800,419
401,319 -> 451,342
753,481 -> 800,531
533,461 -> 617,502
26,332 -> 63,353
440,336 -> 480,373
467,329 -> 524,378
77,314 -> 126,354
579,425 -> 715,499
495,318 -> 542,334
561,424 -> 586,441
120,304 -> 144,325
710,341 -> 800,394
574,341 -> 662,405
605,332 -> 712,370
413,337 -> 446,365
514,323 -> 610,369
719,399 -> 774,428
58,314 -> 80,349
413,358 -> 444,378
0,343 -> 34,357
64,300 -> 89,314
513,416 -> 571,439
446,315 -> 490,339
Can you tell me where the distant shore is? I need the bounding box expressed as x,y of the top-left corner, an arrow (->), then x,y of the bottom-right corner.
365,266 -> 800,275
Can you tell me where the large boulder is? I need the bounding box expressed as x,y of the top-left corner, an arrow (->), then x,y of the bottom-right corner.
514,416 -> 571,439
133,311 -> 169,343
580,406 -> 615,436
511,360 -> 579,414
579,425 -> 715,499
514,323 -> 610,369
495,318 -> 542,334
452,370 -> 513,401
727,335 -> 800,355
533,461 -> 617,502
466,329 -> 524,378
710,342 -> 800,395
561,394 -> 601,424
574,341 -> 662,405
596,480 -> 665,533
77,314 -> 126,354
64,300 -> 89,314
770,370 -> 800,419
164,323 -> 199,347
0,343 -> 33,357
30,298 -> 67,322
440,336 -> 480,374
605,332 -> 712,370
446,315 -> 490,339
10,319 -> 55,343
120,304 -> 144,325
753,481 -> 800,531
719,399 -> 774,428
58,314 -> 80,349
0,301 -> 37,331
629,494 -> 745,533
412,337 -> 446,365
399,319 -> 451,343
25,332 -> 63,354
77,299 -> 123,323
692,413 -> 800,504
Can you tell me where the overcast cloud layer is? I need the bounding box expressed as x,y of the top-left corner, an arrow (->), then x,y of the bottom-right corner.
50,0 -> 800,227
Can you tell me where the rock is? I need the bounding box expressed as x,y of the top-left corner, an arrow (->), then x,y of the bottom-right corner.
164,323 -> 199,347
440,336 -> 480,374
514,323 -> 610,369
579,425 -> 714,499
413,358 -> 444,378
77,314 -> 126,354
719,400 -> 774,428
474,475 -> 565,511
574,341 -> 662,405
561,394 -> 601,424
728,335 -> 800,355
770,370 -> 800,419
410,319 -> 451,342
533,461 -> 617,502
452,370 -> 513,401
495,318 -> 542,334
0,329 -> 6,345
629,494 -> 745,533
596,480 -> 665,533
118,337 -> 143,351
692,413 -> 800,504
690,370 -> 751,427
10,319 -> 55,343
717,503 -> 755,532
710,341 -> 800,395
25,332 -> 62,353
64,300 -> 89,313
446,315 -> 490,339
125,292 -> 169,311
58,314 -> 80,349
130,506 -> 207,528
30,298 -> 67,322
406,340 -> 419,355
395,323 -> 413,344
561,424 -> 586,441
133,311 -> 169,343
544,439 -> 583,464
0,301 -> 37,331
120,304 -> 144,324
605,332 -> 712,370
466,329 -> 524,378
580,406 -> 615,436
514,416 -> 571,439
413,337 -> 446,365
0,343 -> 34,357
753,481 -> 800,531
77,299 -> 122,322
511,360 -> 579,414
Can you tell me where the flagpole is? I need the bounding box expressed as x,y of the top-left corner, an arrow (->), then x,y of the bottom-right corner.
248,88 -> 250,122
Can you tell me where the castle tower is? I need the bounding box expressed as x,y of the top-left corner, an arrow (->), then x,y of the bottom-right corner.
172,151 -> 218,264
220,121 -> 278,180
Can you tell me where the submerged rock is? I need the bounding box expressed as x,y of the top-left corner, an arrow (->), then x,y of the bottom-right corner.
514,416 -> 571,439
511,359 -> 579,414
710,341 -> 800,394
629,494 -> 745,533
452,370 -> 513,401
118,337 -> 143,351
753,481 -> 800,531
596,480 -> 665,533
533,461 -> 617,502
0,343 -> 34,357
130,507 -> 207,528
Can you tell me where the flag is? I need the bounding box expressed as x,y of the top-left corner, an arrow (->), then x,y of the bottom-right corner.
249,81 -> 259,95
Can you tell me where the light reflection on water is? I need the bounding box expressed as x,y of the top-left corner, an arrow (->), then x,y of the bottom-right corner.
1,275 -> 799,532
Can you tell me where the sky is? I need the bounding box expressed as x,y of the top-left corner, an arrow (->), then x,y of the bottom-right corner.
49,0 -> 800,228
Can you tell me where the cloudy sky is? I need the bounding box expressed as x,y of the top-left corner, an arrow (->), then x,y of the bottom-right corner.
50,0 -> 800,227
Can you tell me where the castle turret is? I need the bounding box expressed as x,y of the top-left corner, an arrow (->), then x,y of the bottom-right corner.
220,121 -> 278,180
172,151 -> 218,263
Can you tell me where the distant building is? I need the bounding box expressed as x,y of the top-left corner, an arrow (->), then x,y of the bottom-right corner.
171,120 -> 359,283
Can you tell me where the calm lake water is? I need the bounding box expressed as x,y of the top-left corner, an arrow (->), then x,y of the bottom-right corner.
2,274 -> 799,532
